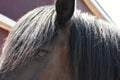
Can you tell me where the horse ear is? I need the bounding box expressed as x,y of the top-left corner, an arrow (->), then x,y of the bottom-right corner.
55,0 -> 75,25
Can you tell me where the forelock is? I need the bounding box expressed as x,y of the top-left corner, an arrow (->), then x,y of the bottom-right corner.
0,6 -> 56,74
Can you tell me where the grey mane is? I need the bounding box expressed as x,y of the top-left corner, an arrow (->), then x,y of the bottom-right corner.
70,11 -> 120,80
0,6 -> 56,74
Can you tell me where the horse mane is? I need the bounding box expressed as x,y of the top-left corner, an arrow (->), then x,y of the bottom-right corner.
70,11 -> 120,80
0,5 -> 120,80
0,6 -> 56,74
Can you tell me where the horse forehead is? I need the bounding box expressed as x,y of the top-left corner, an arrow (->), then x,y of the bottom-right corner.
57,23 -> 71,39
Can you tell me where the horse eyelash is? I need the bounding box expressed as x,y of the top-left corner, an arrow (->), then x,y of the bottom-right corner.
35,49 -> 49,57
40,49 -> 49,54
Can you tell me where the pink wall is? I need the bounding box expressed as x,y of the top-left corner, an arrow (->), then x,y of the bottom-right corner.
0,28 -> 9,55
0,0 -> 91,21
77,0 -> 91,13
0,0 -> 54,21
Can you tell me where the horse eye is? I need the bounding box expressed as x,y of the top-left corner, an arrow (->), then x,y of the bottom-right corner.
37,50 -> 49,57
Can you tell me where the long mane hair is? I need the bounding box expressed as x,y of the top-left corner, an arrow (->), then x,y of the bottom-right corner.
0,5 -> 120,80
0,6 -> 56,74
70,11 -> 120,80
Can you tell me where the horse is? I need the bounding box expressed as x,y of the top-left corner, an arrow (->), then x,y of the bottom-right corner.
0,0 -> 120,80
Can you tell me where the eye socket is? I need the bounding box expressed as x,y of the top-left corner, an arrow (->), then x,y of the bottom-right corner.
38,50 -> 49,57
34,49 -> 49,57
